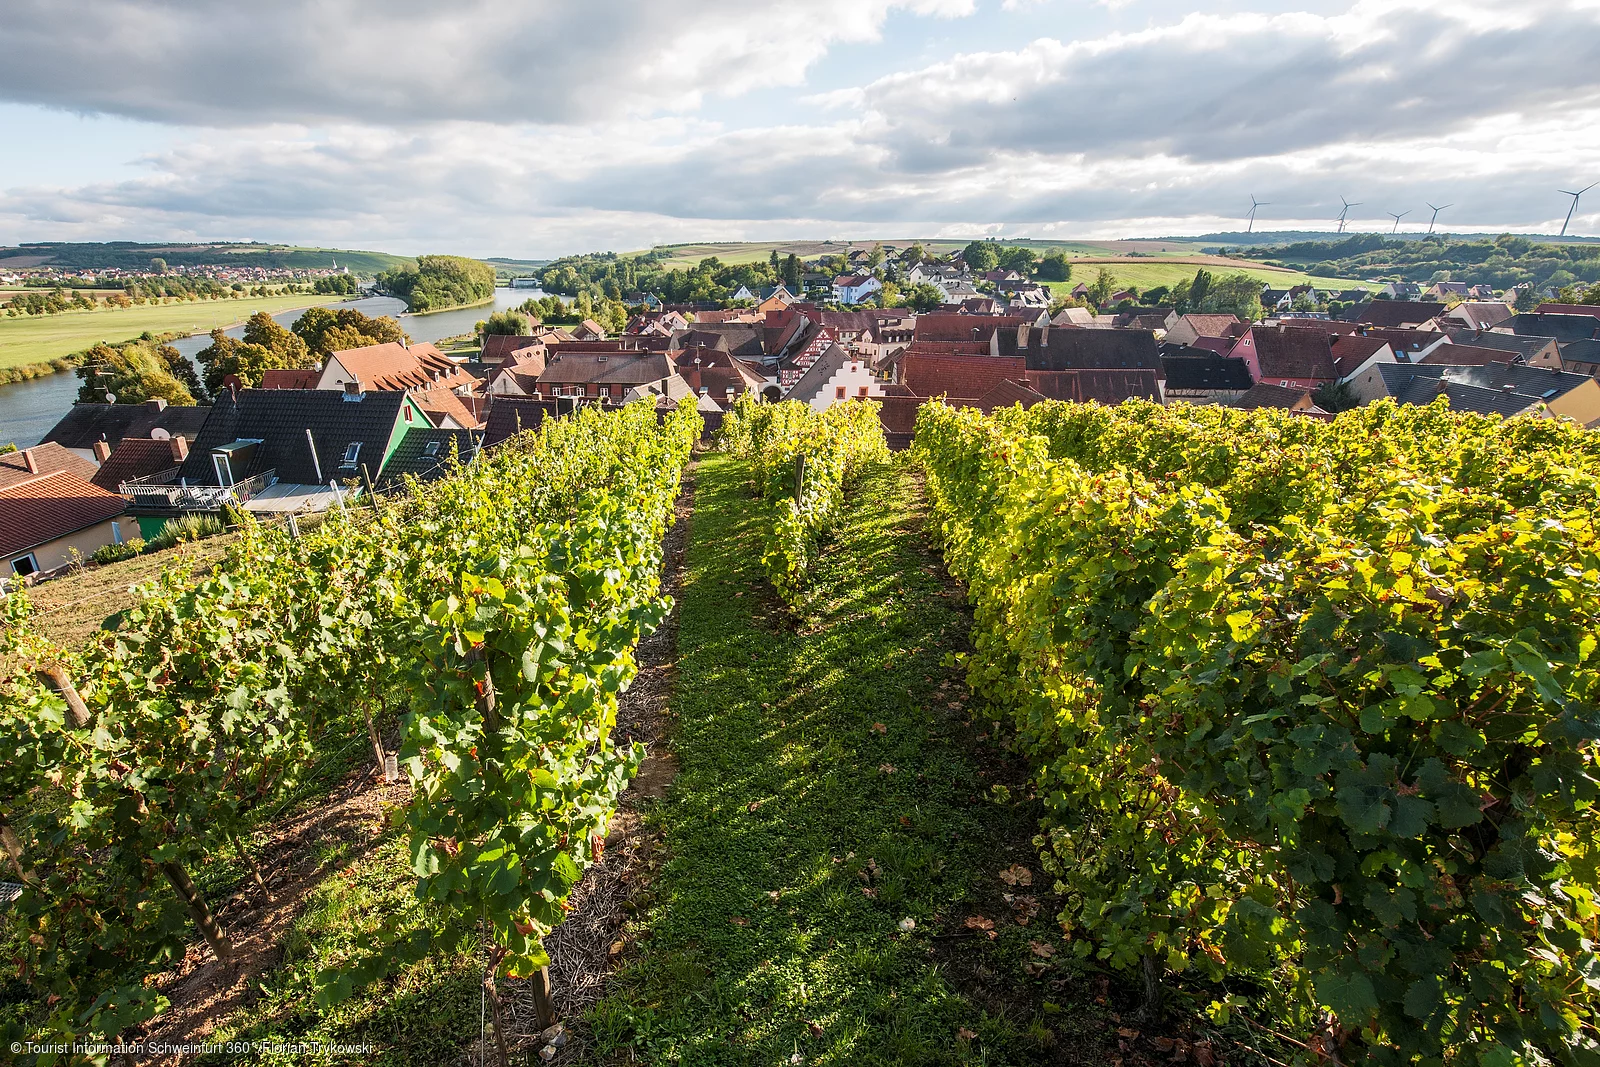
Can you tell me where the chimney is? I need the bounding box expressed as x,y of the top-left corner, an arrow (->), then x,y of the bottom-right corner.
169,436 -> 189,462
144,397 -> 168,411
21,448 -> 39,474
93,440 -> 112,463
1016,323 -> 1028,350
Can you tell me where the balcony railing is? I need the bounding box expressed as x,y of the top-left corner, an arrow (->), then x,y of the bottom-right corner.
120,469 -> 277,511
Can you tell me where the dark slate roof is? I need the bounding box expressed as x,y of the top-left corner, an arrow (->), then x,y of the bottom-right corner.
536,353 -> 672,387
1504,313 -> 1600,343
43,400 -> 211,451
1559,338 -> 1600,368
1434,361 -> 1592,400
379,426 -> 479,486
1442,330 -> 1556,361
1230,382 -> 1316,410
480,397 -> 569,448
1356,301 -> 1447,328
995,326 -> 1162,373
1251,324 -> 1336,380
176,388 -> 410,486
1161,352 -> 1253,391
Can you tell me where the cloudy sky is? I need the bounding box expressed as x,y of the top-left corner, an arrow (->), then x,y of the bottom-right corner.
2,0 -> 1599,258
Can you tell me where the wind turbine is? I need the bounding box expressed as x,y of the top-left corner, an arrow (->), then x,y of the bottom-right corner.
1387,210 -> 1410,234
1336,196 -> 1362,234
1559,182 -> 1597,237
1425,203 -> 1451,235
1246,194 -> 1269,234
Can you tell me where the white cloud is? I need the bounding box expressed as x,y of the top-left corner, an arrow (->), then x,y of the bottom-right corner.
0,0 -> 974,126
3,0 -> 1600,252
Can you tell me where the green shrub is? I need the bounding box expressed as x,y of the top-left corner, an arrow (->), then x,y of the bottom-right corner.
91,539 -> 145,565
147,514 -> 225,551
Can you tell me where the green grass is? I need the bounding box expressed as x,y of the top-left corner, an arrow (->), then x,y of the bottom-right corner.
586,454 -> 1116,1066
1058,260 -> 1376,295
0,293 -> 346,370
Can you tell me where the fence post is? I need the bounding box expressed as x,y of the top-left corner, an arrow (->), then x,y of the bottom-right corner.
793,454 -> 806,506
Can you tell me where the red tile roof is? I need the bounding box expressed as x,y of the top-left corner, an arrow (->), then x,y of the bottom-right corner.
0,443 -> 98,491
329,342 -> 476,392
479,334 -> 545,363
261,368 -> 320,389
902,354 -> 1026,399
1251,324 -> 1337,381
91,437 -> 186,491
0,470 -> 126,557
913,314 -> 1031,343
1026,369 -> 1162,404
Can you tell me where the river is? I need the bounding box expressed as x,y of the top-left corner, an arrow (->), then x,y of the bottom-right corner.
0,288 -> 560,447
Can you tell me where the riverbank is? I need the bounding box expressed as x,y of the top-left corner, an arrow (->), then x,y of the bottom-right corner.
0,292 -> 347,372
395,293 -> 497,316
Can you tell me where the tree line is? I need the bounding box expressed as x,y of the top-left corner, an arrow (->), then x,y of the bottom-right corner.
377,254 -> 495,312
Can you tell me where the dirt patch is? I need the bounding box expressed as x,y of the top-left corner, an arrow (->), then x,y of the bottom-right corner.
133,757 -> 409,1063
494,461 -> 696,1063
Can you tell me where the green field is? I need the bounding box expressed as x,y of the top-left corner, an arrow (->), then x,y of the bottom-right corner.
1056,259 -> 1377,294
629,239 -> 1375,292
0,293 -> 347,370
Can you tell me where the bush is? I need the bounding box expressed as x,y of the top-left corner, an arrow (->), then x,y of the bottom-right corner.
91,539 -> 145,565
147,514 -> 225,551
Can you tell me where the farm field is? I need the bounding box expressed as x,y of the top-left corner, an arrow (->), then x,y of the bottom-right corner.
1059,258 -> 1376,293
0,292 -> 345,370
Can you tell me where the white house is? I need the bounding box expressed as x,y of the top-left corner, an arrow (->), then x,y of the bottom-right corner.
784,346 -> 888,411
831,275 -> 883,305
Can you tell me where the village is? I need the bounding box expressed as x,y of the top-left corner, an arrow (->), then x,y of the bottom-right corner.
8,239 -> 1600,581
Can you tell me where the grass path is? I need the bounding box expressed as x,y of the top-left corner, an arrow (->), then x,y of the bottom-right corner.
586,453 -> 1117,1066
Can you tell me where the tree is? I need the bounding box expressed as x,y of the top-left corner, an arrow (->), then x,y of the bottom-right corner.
197,311 -> 312,393
1036,251 -> 1072,282
963,241 -> 999,271
377,255 -> 495,312
1514,286 -> 1540,312
292,306 -> 408,356
1189,269 -> 1214,309
905,243 -> 926,264
1313,379 -> 1357,413
76,341 -> 197,406
876,280 -> 902,308
149,258 -> 167,274
782,254 -> 802,290
1196,272 -> 1265,321
908,284 -> 946,312
574,291 -> 595,322
479,310 -> 531,338
997,246 -> 1037,274
1087,268 -> 1117,308
869,243 -> 885,269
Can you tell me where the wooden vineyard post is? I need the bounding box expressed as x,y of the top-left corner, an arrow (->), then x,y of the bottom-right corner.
529,962 -> 556,1030
365,705 -> 387,779
360,463 -> 382,516
160,860 -> 235,964
793,454 -> 806,505
36,663 -> 92,728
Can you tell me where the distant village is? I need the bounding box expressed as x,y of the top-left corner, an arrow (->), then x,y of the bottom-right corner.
7,239 -> 1600,582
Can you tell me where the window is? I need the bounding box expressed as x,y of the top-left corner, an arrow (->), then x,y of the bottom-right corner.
404,406 -> 414,423
858,386 -> 869,398
342,442 -> 361,465
1280,380 -> 1289,387
10,553 -> 37,577
111,521 -> 123,545
835,386 -> 846,399
423,440 -> 442,458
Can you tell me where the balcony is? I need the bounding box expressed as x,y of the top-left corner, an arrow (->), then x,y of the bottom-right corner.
120,469 -> 277,511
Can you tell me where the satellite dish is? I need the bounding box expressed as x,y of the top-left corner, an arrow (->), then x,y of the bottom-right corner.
104,392 -> 117,403
151,428 -> 171,441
